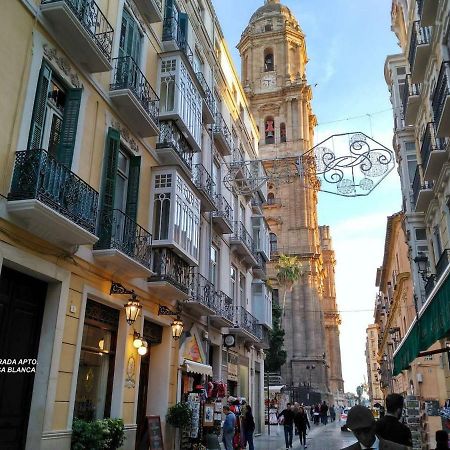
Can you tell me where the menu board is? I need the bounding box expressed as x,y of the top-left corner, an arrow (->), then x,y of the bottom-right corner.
147,416 -> 164,450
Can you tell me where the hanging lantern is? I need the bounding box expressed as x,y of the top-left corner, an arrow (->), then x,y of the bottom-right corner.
171,316 -> 184,340
124,294 -> 141,326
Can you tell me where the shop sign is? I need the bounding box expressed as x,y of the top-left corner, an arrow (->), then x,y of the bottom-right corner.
228,363 -> 238,381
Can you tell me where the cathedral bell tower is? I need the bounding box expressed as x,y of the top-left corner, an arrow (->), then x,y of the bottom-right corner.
239,1 -> 343,400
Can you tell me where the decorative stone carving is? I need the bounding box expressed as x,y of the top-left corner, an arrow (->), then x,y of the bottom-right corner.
111,119 -> 140,154
43,44 -> 82,88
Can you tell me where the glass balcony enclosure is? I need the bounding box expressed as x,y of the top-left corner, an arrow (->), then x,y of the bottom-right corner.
252,281 -> 272,329
252,216 -> 271,261
151,167 -> 201,265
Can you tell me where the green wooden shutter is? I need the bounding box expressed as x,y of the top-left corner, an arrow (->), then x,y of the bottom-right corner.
125,155 -> 141,223
27,64 -> 52,150
56,88 -> 82,168
96,128 -> 120,249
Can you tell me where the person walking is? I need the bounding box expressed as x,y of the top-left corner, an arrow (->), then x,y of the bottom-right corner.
294,406 -> 310,449
241,405 -> 255,450
222,405 -> 236,450
313,404 -> 320,425
278,403 -> 295,450
320,401 -> 329,425
375,394 -> 412,447
330,404 -> 336,422
341,405 -> 409,450
432,430 -> 449,450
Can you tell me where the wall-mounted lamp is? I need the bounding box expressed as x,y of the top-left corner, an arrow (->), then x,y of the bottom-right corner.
110,281 -> 142,326
158,304 -> 184,340
413,252 -> 434,282
133,331 -> 148,356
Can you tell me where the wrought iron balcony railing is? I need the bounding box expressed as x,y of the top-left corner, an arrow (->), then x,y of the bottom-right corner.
188,273 -> 217,311
96,209 -> 152,268
217,291 -> 235,322
150,247 -> 193,293
110,56 -> 159,124
41,0 -> 114,60
424,276 -> 435,298
401,75 -> 420,116
8,149 -> 98,234
420,122 -> 446,169
212,194 -> 233,225
195,71 -> 215,112
436,248 -> 450,280
234,306 -> 262,339
255,252 -> 267,272
213,112 -> 233,148
432,61 -> 450,128
232,221 -> 256,255
158,121 -> 194,170
408,21 -> 431,71
411,165 -> 433,207
192,164 -> 215,202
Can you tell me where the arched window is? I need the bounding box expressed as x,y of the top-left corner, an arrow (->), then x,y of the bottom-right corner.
267,192 -> 275,205
264,48 -> 274,72
269,232 -> 278,254
280,123 -> 286,143
265,117 -> 275,144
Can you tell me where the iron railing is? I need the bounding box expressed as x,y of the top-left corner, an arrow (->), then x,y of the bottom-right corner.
232,221 -> 256,255
41,0 -> 114,60
424,276 -> 435,298
188,273 -> 217,311
110,56 -> 159,125
436,248 -> 450,280
213,112 -> 233,150
408,21 -> 431,71
8,149 -> 98,234
192,164 -> 216,204
96,209 -> 152,268
265,197 -> 282,206
157,121 -> 194,170
216,291 -> 235,322
234,306 -> 262,339
416,0 -> 424,18
149,247 -> 193,293
420,122 -> 447,170
195,71 -> 215,113
432,61 -> 450,128
401,74 -> 420,117
254,252 -> 267,273
212,194 -> 233,227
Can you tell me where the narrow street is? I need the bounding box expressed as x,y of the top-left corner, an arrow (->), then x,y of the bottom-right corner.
254,421 -> 357,450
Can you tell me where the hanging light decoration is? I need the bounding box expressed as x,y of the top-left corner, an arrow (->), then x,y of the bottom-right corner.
138,340 -> 148,356
124,293 -> 141,326
133,332 -> 143,349
171,317 -> 184,340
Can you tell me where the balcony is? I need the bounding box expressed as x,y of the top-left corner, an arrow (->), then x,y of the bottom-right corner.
110,56 -> 159,137
401,75 -> 421,125
134,0 -> 162,23
213,112 -> 233,156
412,166 -> 434,213
408,21 -> 432,83
263,197 -> 282,208
251,195 -> 264,215
148,247 -> 192,299
420,122 -> 447,181
93,209 -> 153,277
210,291 -> 234,327
250,160 -> 267,202
229,152 -> 254,200
40,0 -> 113,73
230,221 -> 258,266
156,121 -> 194,177
252,216 -> 270,261
211,194 -> 233,234
252,252 -> 267,280
7,149 -> 98,249
252,281 -> 272,329
417,0 -> 439,27
432,61 -> 450,137
229,306 -> 262,342
196,72 -> 215,124
436,248 -> 450,281
254,326 -> 270,350
192,164 -> 216,212
184,273 -> 218,316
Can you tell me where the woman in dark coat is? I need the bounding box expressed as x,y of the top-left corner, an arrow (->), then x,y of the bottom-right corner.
294,406 -> 311,448
241,405 -> 255,450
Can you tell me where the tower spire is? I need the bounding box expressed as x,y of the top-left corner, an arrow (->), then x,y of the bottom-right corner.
265,0 -> 280,4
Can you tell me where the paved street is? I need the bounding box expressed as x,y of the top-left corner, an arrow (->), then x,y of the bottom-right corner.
253,421 -> 358,450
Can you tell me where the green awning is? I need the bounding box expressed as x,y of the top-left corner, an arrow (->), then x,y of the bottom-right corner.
393,272 -> 450,375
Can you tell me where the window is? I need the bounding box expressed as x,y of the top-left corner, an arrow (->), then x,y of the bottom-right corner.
264,48 -> 274,72
240,203 -> 245,225
269,232 -> 278,253
74,300 -> 119,421
28,62 -> 82,168
415,228 -> 427,241
396,67 -> 406,75
433,226 -> 443,262
119,9 -> 143,63
230,265 -> 237,302
405,152 -> 417,186
280,122 -> 286,143
239,273 -> 246,307
272,289 -> 279,306
267,192 -> 275,204
264,22 -> 273,32
210,245 -> 219,287
265,117 -> 275,144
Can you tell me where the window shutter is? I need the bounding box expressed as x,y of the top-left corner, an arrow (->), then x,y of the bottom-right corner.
179,12 -> 188,43
125,155 -> 141,223
57,88 -> 82,168
96,128 -> 120,249
27,64 -> 52,150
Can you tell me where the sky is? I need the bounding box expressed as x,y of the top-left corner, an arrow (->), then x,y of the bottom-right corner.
214,0 -> 402,394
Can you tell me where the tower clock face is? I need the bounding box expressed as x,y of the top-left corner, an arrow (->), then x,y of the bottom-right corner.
261,73 -> 276,87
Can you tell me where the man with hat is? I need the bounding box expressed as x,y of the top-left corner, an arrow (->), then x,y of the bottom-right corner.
341,405 -> 410,450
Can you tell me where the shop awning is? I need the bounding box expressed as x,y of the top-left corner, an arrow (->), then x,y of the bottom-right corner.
393,270 -> 450,375
268,385 -> 285,393
183,360 -> 213,376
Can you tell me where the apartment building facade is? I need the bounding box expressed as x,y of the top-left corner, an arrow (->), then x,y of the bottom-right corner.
0,0 -> 271,449
366,324 -> 384,407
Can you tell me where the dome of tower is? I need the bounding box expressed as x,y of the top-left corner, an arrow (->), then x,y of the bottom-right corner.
249,0 -> 298,27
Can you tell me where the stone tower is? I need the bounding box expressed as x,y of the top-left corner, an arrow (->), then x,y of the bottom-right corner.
238,0 -> 343,399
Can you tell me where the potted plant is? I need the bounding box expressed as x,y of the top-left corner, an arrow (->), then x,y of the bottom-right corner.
105,418 -> 125,450
166,402 -> 192,429
71,418 -> 125,450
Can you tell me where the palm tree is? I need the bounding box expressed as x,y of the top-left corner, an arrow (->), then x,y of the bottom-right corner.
275,254 -> 303,316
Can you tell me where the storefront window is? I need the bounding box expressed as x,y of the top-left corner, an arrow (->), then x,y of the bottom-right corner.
74,301 -> 119,421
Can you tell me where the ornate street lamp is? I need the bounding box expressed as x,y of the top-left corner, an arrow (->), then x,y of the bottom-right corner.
158,304 -> 184,340
110,281 -> 142,326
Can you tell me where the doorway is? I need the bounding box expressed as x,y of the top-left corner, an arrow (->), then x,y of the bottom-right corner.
0,266 -> 47,449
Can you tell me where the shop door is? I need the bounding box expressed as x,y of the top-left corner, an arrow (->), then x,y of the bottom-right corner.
135,352 -> 150,450
254,371 -> 261,434
0,266 -> 47,450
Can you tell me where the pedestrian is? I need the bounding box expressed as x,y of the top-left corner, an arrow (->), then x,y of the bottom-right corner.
433,430 -> 449,450
313,404 -> 320,425
278,402 -> 295,450
222,405 -> 236,450
294,406 -> 310,449
241,404 -> 255,450
320,401 -> 329,425
375,393 -> 412,447
330,404 -> 336,422
340,405 -> 409,450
